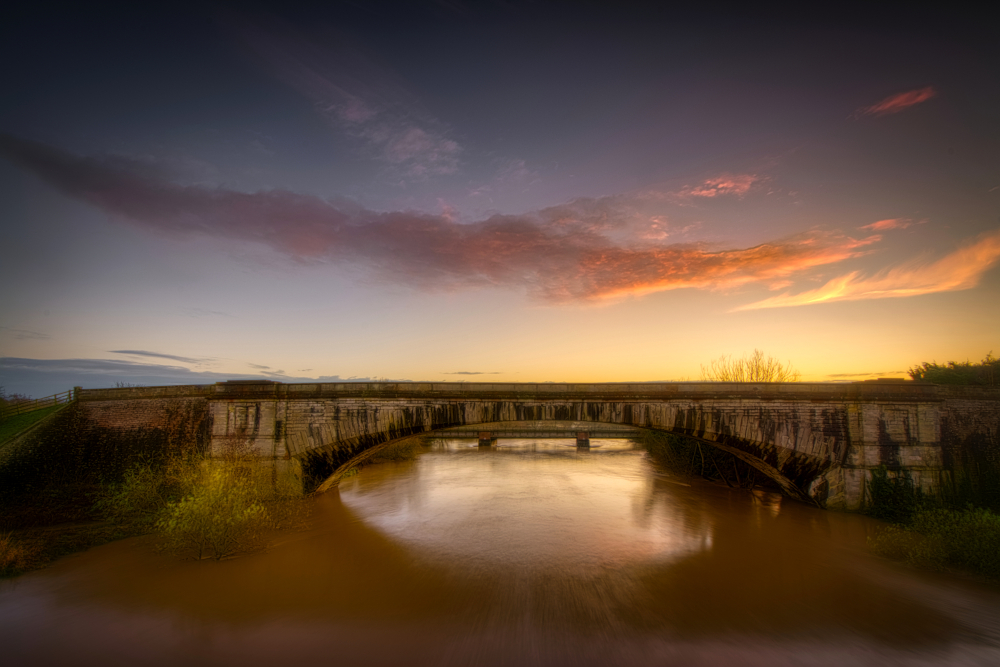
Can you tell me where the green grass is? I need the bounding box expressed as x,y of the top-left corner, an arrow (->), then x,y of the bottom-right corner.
0,405 -> 63,445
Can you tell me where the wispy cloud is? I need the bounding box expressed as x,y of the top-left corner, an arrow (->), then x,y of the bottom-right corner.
1,134 -> 888,305
859,218 -> 913,231
444,371 -> 502,375
671,174 -> 761,200
854,86 -> 937,118
181,307 -> 235,319
0,327 -> 50,341
735,230 -> 1000,310
110,350 -> 209,364
230,16 -> 460,177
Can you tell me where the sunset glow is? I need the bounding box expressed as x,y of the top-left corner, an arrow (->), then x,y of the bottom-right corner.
1,4 -> 997,394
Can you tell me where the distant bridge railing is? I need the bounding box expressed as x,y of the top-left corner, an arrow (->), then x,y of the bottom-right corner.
0,389 -> 75,421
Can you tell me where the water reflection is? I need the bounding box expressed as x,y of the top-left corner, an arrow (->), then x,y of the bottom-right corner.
341,439 -> 713,571
2,438 -> 1000,666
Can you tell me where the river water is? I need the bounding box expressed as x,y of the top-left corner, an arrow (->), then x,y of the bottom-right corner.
3,438 -> 1000,666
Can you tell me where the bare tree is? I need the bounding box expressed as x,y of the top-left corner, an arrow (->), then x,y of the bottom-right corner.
701,349 -> 800,382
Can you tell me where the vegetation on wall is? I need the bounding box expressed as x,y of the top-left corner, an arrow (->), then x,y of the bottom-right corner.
863,465 -> 924,523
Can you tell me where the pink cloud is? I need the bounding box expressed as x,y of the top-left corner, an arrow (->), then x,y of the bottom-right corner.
855,87 -> 937,118
859,218 -> 911,231
735,230 -> 1000,310
0,135 -> 883,304
675,174 -> 760,199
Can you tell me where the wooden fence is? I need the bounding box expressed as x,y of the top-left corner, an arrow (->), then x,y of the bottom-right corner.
0,389 -> 75,420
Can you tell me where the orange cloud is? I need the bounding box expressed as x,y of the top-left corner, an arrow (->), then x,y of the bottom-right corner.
859,218 -> 911,231
855,86 -> 937,117
674,174 -> 760,199
735,229 -> 1000,310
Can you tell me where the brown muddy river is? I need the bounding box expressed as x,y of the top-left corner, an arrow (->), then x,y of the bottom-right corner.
3,439 -> 1000,666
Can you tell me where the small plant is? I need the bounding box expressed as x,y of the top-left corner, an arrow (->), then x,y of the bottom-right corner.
701,349 -> 800,382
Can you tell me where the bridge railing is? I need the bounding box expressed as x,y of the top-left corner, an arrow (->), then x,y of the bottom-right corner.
0,389 -> 75,421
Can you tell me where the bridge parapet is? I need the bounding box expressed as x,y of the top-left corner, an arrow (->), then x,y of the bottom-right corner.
76,380 -> 998,403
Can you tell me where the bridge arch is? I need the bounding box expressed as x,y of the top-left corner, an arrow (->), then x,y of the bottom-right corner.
294,401 -> 839,506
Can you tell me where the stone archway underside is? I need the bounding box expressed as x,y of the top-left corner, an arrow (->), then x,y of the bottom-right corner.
310,421 -> 821,505
277,398 -> 848,505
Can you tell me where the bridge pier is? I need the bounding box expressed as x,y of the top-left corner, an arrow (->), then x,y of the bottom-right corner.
478,431 -> 496,447
576,431 -> 590,448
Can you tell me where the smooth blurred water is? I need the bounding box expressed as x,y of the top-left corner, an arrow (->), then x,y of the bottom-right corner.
3,438 -> 1000,666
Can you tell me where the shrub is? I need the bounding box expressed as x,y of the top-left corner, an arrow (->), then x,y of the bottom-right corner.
155,464 -> 271,561
908,352 -> 999,385
94,459 -> 195,531
701,349 -> 800,382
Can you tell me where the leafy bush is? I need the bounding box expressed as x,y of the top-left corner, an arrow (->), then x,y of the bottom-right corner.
908,352 -> 999,385
863,465 -> 923,523
869,507 -> 1000,579
94,460 -> 195,531
155,464 -> 271,561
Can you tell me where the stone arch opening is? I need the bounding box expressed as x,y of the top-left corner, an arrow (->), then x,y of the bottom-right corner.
305,417 -> 822,505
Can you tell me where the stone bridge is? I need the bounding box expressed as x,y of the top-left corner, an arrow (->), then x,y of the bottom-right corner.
72,381 -> 1000,510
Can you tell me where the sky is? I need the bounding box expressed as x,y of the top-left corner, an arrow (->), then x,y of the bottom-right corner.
1,2 -> 999,397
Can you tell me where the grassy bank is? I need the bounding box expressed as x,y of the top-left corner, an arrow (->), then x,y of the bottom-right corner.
864,465 -> 1000,580
0,405 -> 64,446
